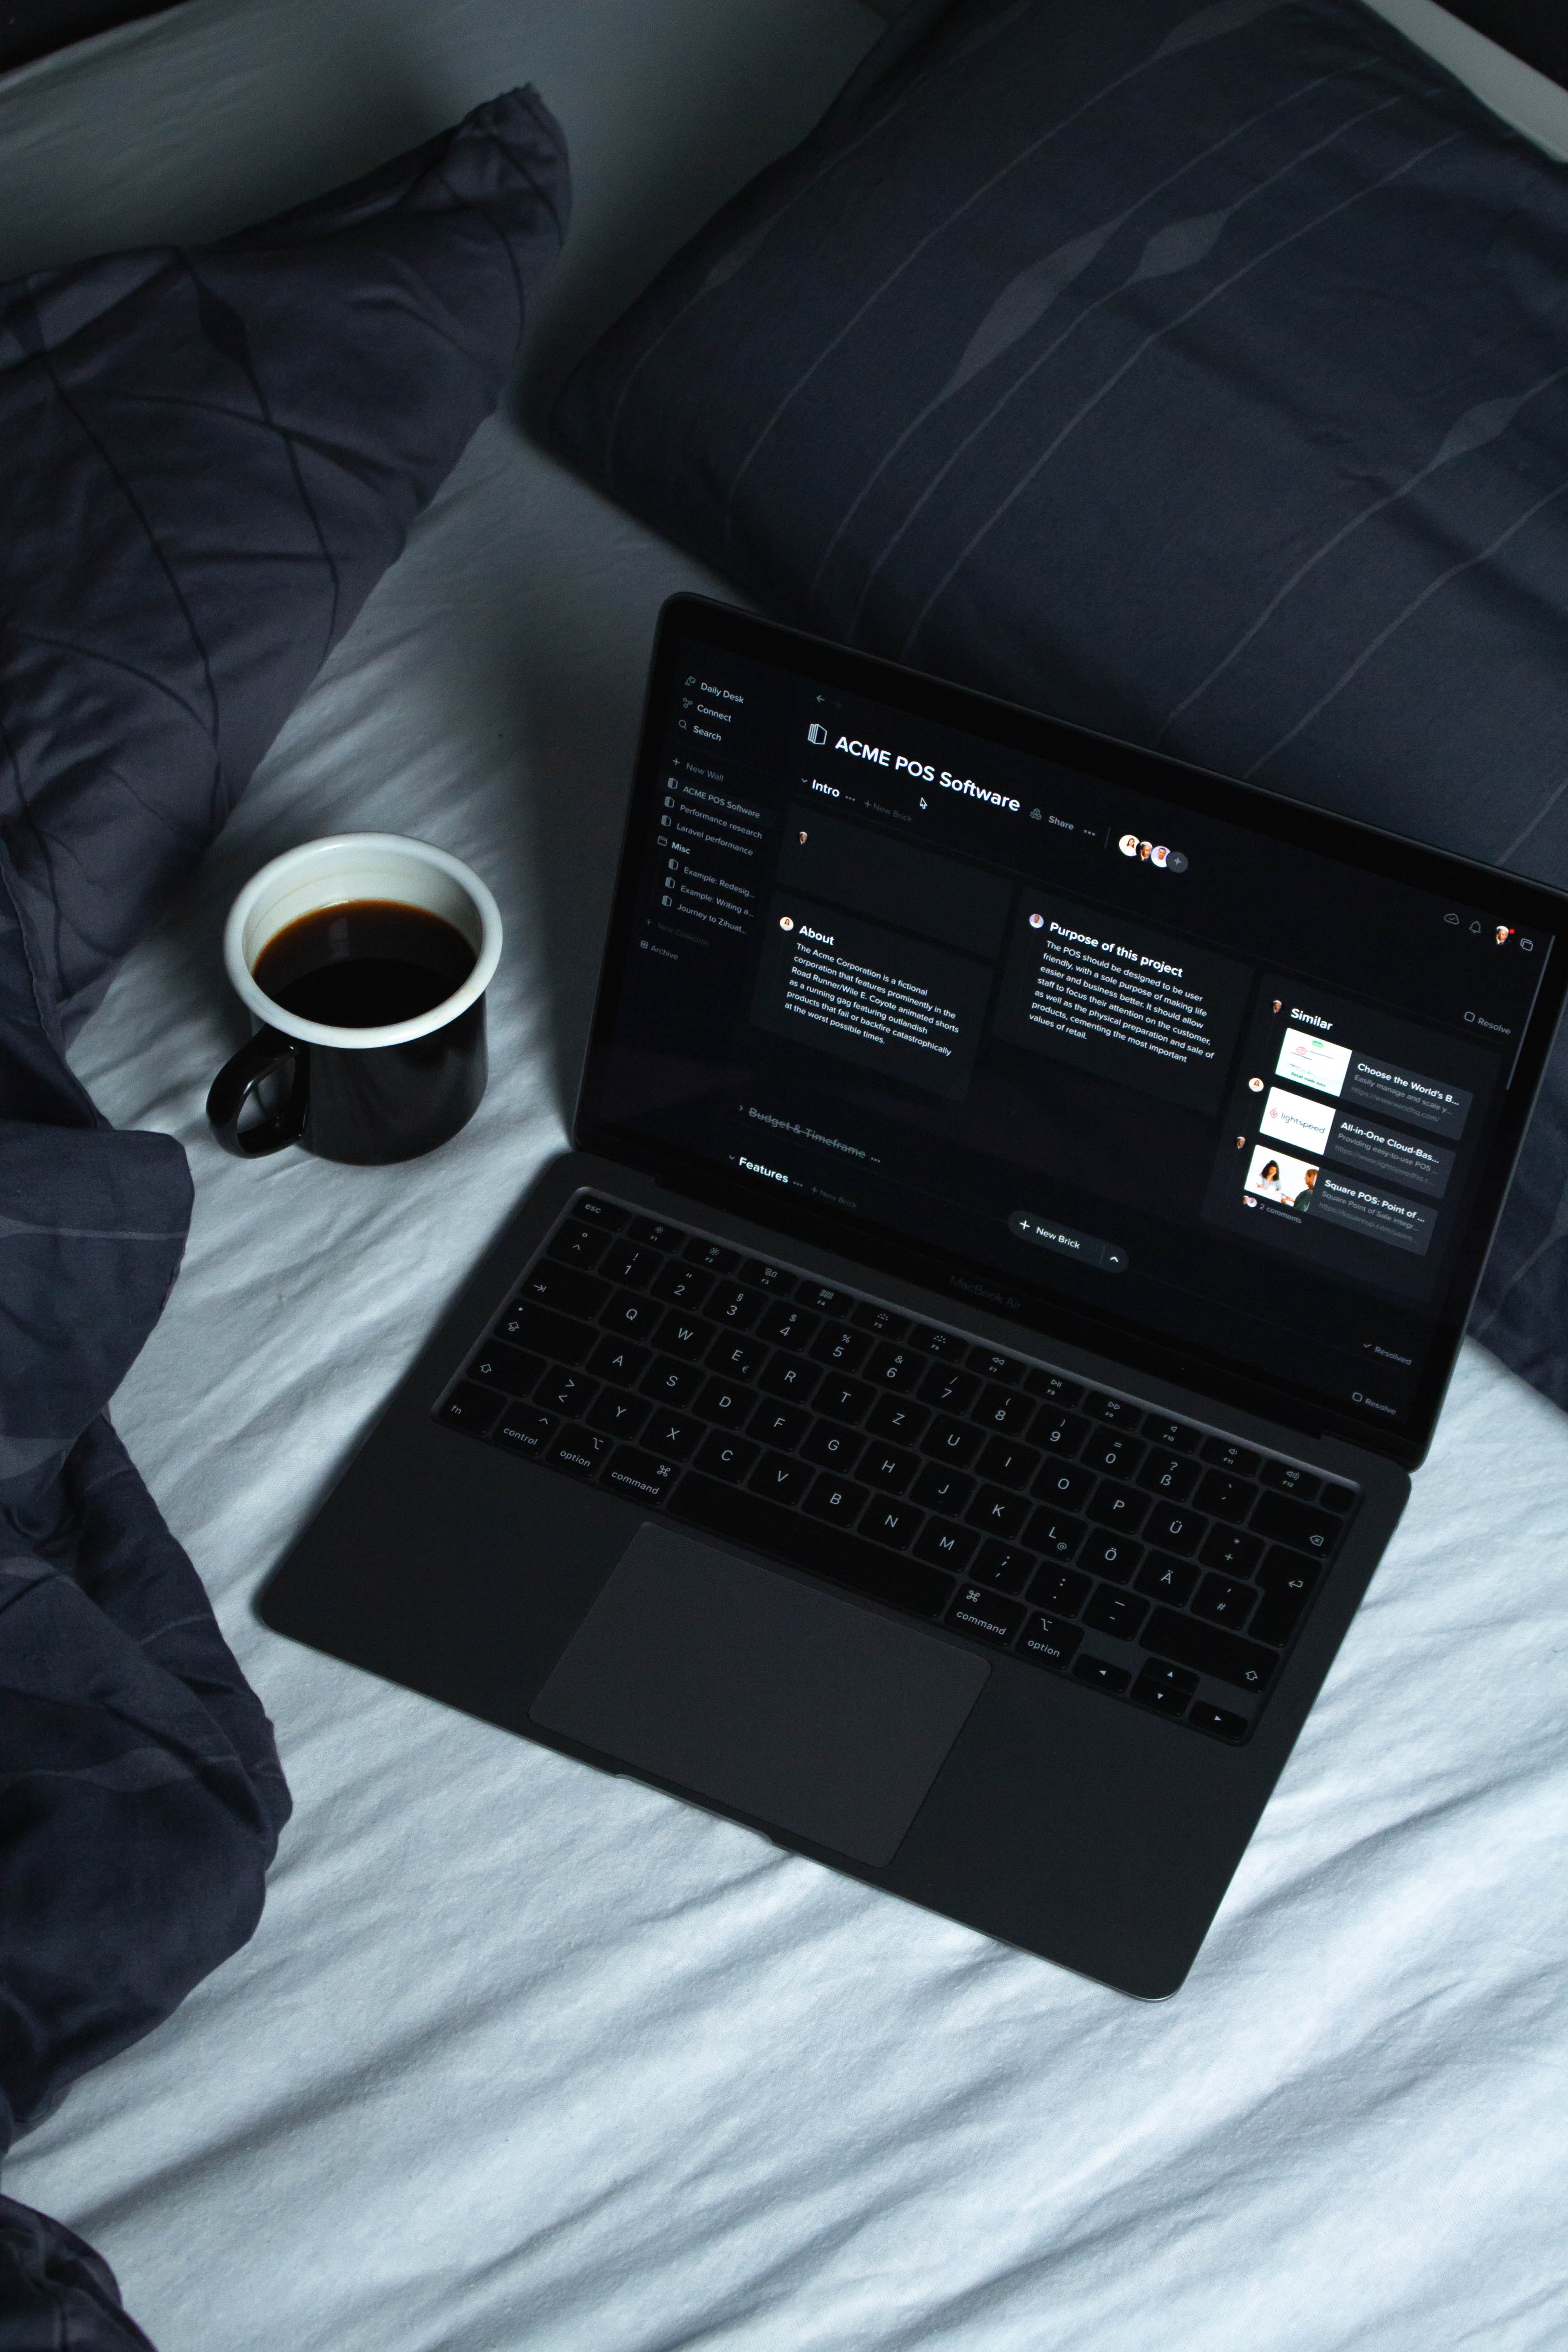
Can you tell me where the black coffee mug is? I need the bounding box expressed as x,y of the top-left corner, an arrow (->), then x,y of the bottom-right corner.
207,834 -> 502,1165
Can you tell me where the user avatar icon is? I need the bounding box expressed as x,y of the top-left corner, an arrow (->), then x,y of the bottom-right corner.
1496,925 -> 1513,945
1118,833 -> 1139,857
1248,1076 -> 1264,1093
1137,840 -> 1153,860
1151,845 -> 1170,868
779,915 -> 795,931
1272,999 -> 1282,1014
1028,912 -> 1045,930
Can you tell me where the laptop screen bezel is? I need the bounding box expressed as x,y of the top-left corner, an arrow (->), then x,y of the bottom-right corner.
573,594 -> 1568,1470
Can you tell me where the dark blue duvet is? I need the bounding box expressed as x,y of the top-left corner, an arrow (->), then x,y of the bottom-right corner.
0,88 -> 568,2344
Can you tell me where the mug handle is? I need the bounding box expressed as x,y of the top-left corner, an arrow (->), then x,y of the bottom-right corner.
206,1029 -> 308,1157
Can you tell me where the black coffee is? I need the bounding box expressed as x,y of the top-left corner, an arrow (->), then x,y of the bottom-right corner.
254,900 -> 475,1029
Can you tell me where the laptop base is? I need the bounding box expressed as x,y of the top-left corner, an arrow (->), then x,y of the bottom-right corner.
258,1148 -> 1407,1998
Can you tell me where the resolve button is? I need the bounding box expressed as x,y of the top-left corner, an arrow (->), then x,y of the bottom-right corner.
1008,1209 -> 1128,1273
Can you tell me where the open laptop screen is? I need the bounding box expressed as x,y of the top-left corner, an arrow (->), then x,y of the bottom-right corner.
576,598 -> 1566,1461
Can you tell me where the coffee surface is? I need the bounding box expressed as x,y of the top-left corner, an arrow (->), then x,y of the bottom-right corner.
254,900 -> 475,1029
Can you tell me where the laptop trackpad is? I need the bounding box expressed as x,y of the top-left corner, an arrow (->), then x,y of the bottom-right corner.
529,1524 -> 990,1867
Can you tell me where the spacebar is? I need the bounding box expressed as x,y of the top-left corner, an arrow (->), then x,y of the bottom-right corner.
666,1473 -> 951,1620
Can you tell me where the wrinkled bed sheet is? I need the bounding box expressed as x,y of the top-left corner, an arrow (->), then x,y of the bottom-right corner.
4,2 -> 1568,2347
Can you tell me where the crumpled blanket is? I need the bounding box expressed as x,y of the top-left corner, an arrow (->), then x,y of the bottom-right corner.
0,87 -> 569,2345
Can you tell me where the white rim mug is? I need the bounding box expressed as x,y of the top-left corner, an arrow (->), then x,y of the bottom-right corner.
209,833 -> 503,1162
223,833 -> 502,1049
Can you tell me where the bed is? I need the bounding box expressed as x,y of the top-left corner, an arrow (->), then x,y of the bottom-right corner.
5,1 -> 1568,2345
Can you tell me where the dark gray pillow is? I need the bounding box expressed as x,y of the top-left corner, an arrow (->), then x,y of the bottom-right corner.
2,84 -> 568,1033
552,0 -> 1568,1411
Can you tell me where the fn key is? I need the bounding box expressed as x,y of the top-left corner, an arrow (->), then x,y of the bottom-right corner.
438,1382 -> 502,1435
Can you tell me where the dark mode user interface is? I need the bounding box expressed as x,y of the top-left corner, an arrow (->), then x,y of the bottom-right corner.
592,631 -> 1553,1435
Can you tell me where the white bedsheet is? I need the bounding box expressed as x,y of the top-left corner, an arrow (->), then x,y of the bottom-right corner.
5,4 -> 1568,2347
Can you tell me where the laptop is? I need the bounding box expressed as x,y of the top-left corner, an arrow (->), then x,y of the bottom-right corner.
260,593 -> 1568,1997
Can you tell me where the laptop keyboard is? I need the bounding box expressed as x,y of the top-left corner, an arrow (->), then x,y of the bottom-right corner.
434,1195 -> 1359,1743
